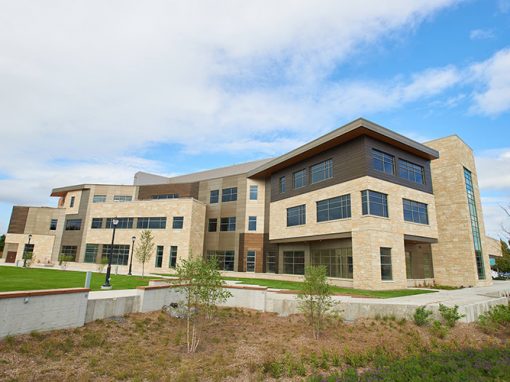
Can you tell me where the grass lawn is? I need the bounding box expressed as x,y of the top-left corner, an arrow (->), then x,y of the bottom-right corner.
0,266 -> 150,292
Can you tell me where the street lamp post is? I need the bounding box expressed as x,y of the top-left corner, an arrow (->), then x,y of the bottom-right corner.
128,235 -> 136,275
23,234 -> 32,268
102,217 -> 119,289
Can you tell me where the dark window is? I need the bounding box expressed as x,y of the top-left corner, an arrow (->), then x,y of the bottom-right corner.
249,185 -> 258,200
311,248 -> 353,278
248,216 -> 257,231
207,250 -> 235,271
84,244 -> 99,263
70,196 -> 75,208
23,244 -> 35,260
464,168 -> 485,280
137,217 -> 167,229
93,195 -> 106,203
246,250 -> 256,272
169,246 -> 178,268
293,169 -> 307,189
210,190 -> 219,204
403,199 -> 429,224
155,246 -> 164,268
311,159 -> 333,184
287,205 -> 306,227
372,149 -> 395,175
283,251 -> 305,275
102,244 -> 130,265
49,218 -> 58,231
172,216 -> 184,229
208,218 -> 217,232
279,176 -> 286,193
91,218 -> 103,229
60,245 -> 77,262
106,217 -> 133,229
65,219 -> 82,231
220,217 -> 236,231
380,247 -> 392,280
113,195 -> 132,202
152,194 -> 179,199
361,190 -> 388,217
222,187 -> 238,202
316,195 -> 351,222
266,252 -> 277,273
398,159 -> 425,184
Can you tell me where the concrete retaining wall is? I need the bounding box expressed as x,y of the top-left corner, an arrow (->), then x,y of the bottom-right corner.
85,295 -> 140,323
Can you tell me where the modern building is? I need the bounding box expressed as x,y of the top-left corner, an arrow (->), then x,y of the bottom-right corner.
1,118 -> 502,289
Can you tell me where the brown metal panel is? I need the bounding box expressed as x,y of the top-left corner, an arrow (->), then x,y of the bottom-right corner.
7,206 -> 30,234
137,182 -> 200,200
238,233 -> 264,273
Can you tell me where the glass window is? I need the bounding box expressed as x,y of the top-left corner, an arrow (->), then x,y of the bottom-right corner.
246,250 -> 256,272
207,250 -> 235,271
464,168 -> 485,280
155,245 -> 164,268
283,251 -> 305,275
152,194 -> 179,199
84,244 -> 99,263
380,247 -> 392,281
266,252 -> 277,273
113,195 -> 132,202
106,217 -> 133,229
372,149 -> 395,175
311,248 -> 353,278
311,159 -> 333,184
60,245 -> 77,262
91,218 -> 103,229
249,185 -> 258,200
279,176 -> 286,193
23,244 -> 35,259
137,217 -> 167,229
403,199 -> 429,224
208,218 -> 217,232
210,190 -> 219,204
316,195 -> 351,222
398,159 -> 425,184
169,246 -> 177,268
49,218 -> 58,231
172,216 -> 184,229
293,169 -> 307,189
70,196 -> 75,208
65,219 -> 82,231
222,187 -> 238,202
287,205 -> 306,226
93,195 -> 106,203
102,244 -> 130,265
220,217 -> 236,231
361,190 -> 388,217
248,216 -> 257,231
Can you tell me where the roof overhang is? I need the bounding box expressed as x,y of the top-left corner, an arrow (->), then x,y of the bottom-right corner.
50,184 -> 91,197
270,232 -> 351,244
404,234 -> 438,244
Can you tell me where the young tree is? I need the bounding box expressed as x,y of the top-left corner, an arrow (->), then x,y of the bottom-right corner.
134,230 -> 154,278
495,240 -> 510,274
0,234 -> 5,253
297,265 -> 334,340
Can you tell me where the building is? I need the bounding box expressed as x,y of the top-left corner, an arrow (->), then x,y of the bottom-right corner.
1,118 -> 502,289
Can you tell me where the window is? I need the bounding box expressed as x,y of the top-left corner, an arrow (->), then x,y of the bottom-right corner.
93,195 -> 106,203
137,217 -> 167,229
207,250 -> 235,271
152,194 -> 178,199
246,250 -> 256,272
380,247 -> 392,280
220,217 -> 236,232
372,149 -> 395,175
210,190 -> 219,204
102,244 -> 130,265
316,195 -> 351,222
403,199 -> 429,224
311,248 -> 352,279
222,187 -> 238,202
266,252 -> 277,273
65,219 -> 82,231
249,185 -> 258,200
23,244 -> 35,259
248,216 -> 257,231
283,251 -> 305,275
155,246 -> 164,268
279,176 -> 286,193
398,159 -> 425,184
169,246 -> 178,268
60,245 -> 77,262
106,217 -> 133,229
311,159 -> 333,184
172,216 -> 184,229
293,169 -> 307,189
113,195 -> 132,202
464,167 -> 485,280
208,218 -> 218,232
287,205 -> 306,227
84,244 -> 99,263
91,218 -> 103,229
361,190 -> 388,217
69,196 -> 75,208
49,219 -> 58,231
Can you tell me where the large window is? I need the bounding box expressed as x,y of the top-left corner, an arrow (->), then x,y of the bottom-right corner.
249,185 -> 258,200
283,251 -> 305,275
113,195 -> 132,202
137,217 -> 167,229
380,247 -> 392,281
464,168 -> 485,280
287,205 -> 306,226
152,194 -> 178,199
220,217 -> 236,231
222,187 -> 238,202
207,250 -> 235,271
311,248 -> 353,279
84,244 -> 99,263
311,159 -> 333,184
293,169 -> 307,189
23,244 -> 34,259
93,195 -> 106,203
398,159 -> 425,184
155,246 -> 163,268
102,244 -> 130,265
248,216 -> 257,231
361,190 -> 388,217
210,190 -> 219,204
60,245 -> 77,262
106,217 -> 133,229
279,176 -> 286,193
208,218 -> 217,232
169,246 -> 178,268
91,218 -> 103,229
372,149 -> 395,175
172,216 -> 184,229
49,218 -> 58,231
65,219 -> 82,231
266,252 -> 277,273
316,195 -> 351,222
246,250 -> 256,272
403,199 -> 429,224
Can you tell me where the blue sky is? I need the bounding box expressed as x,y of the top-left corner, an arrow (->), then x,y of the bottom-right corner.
0,0 -> 509,237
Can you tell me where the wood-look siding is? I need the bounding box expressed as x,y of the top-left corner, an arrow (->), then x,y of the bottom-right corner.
7,206 -> 29,234
137,182 -> 199,200
238,233 -> 264,273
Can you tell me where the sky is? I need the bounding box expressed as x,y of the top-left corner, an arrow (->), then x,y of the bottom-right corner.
0,0 -> 509,238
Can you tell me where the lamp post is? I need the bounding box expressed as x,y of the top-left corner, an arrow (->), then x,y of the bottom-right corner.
102,217 -> 119,289
128,235 -> 136,275
23,234 -> 32,268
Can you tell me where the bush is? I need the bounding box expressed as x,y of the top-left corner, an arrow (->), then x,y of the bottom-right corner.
430,320 -> 448,339
413,306 -> 433,326
478,304 -> 510,333
438,304 -> 465,327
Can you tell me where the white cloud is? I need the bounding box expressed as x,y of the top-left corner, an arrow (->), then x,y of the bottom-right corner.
469,28 -> 495,40
498,0 -> 510,13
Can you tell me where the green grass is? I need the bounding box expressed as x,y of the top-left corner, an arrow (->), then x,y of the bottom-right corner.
0,266 -> 150,292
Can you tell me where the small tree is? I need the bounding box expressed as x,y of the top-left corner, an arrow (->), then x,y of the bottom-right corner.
0,234 -> 5,253
494,240 -> 510,274
97,256 -> 109,273
134,230 -> 154,278
298,265 -> 334,339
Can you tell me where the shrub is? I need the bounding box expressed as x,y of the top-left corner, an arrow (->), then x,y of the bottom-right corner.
430,320 -> 448,339
478,304 -> 510,333
438,304 -> 465,327
413,306 -> 433,326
